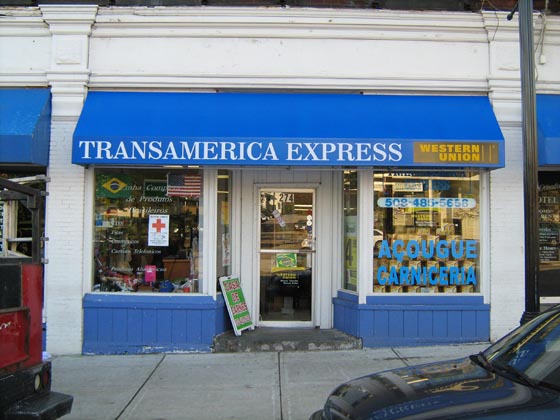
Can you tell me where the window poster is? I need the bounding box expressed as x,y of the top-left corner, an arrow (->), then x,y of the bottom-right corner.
344,216 -> 357,288
148,214 -> 169,247
222,233 -> 231,267
0,201 -> 4,256
538,174 -> 560,298
221,201 -> 229,225
539,178 -> 560,263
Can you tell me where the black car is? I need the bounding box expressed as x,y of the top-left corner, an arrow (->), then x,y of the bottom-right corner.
311,307 -> 560,419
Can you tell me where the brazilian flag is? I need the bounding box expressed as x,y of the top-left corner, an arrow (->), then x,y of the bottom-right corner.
96,174 -> 132,198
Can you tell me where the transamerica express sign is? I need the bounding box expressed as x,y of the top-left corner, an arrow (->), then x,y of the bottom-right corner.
73,138 -> 502,167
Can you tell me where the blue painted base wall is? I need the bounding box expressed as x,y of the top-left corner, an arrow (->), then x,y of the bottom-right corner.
83,294 -> 231,354
82,292 -> 489,353
333,292 -> 490,347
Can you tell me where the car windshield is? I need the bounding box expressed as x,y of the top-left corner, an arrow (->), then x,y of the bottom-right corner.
482,309 -> 560,391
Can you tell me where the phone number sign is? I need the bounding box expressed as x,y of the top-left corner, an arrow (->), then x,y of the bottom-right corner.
377,197 -> 476,209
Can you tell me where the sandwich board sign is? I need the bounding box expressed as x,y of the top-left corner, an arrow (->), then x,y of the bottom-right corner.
219,276 -> 253,336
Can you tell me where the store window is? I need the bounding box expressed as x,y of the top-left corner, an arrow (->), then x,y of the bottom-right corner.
539,172 -> 560,299
373,171 -> 480,294
217,170 -> 232,281
0,172 -> 46,258
343,170 -> 358,291
93,168 -> 202,293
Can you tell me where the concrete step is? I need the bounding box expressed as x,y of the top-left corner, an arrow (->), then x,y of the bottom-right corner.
213,327 -> 362,352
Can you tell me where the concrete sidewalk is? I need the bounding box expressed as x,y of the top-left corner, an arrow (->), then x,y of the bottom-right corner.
51,343 -> 488,420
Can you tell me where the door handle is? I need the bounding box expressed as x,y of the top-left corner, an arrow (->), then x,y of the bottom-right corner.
259,249 -> 315,254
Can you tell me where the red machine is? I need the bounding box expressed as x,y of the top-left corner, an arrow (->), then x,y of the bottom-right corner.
0,178 -> 72,419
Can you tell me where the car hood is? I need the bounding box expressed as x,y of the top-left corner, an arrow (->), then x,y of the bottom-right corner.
323,357 -> 560,420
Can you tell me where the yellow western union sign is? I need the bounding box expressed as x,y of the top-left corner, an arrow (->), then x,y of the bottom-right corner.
414,142 -> 500,165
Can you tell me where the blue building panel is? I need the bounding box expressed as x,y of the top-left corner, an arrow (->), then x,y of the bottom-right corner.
477,310 -> 490,337
127,310 -> 142,343
213,306 -> 230,337
171,310 -> 187,343
83,294 -> 229,354
185,310 -> 203,344
433,312 -> 449,338
141,309 -> 157,343
447,311 -> 462,337
461,310 -> 477,338
374,310 -> 390,337
403,310 -> 419,337
112,308 -> 128,343
97,308 -> 114,343
334,292 -> 490,347
388,310 -> 404,337
333,294 -> 360,337
156,309 -> 173,343
358,307 -> 373,338
418,311 -> 434,337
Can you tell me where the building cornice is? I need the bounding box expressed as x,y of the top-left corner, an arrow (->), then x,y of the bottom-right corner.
92,7 -> 490,43
86,73 -> 490,93
0,7 -> 50,36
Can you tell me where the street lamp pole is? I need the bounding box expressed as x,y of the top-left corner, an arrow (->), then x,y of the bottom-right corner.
512,0 -> 540,323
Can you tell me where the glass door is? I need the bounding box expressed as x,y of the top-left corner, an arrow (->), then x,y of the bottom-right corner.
259,189 -> 314,325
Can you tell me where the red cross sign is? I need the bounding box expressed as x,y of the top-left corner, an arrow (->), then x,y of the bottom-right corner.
148,214 -> 170,247
151,218 -> 166,233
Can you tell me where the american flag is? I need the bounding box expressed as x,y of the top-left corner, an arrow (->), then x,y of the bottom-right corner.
167,174 -> 201,197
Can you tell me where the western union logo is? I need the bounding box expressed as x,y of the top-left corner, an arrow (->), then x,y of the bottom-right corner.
102,177 -> 127,194
414,142 -> 500,165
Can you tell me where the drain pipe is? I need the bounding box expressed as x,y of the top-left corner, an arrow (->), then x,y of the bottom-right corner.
509,1 -> 540,323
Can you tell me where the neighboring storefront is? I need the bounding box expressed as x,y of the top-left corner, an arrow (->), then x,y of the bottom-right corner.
0,89 -> 51,258
71,91 -> 504,351
537,94 -> 560,308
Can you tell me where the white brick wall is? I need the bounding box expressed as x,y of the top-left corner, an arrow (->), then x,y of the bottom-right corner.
45,120 -> 86,355
489,125 -> 526,341
39,4 -> 96,355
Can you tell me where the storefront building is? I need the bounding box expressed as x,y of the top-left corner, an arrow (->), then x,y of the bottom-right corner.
1,3 -> 559,354
537,94 -> 560,308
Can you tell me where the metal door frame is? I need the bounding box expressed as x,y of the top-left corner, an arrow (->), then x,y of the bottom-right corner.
255,186 -> 316,328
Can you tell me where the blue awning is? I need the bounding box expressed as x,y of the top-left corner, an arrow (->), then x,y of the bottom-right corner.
537,94 -> 560,166
72,92 -> 505,168
0,89 -> 51,167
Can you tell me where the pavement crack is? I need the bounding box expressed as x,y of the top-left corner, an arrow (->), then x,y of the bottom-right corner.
392,348 -> 410,366
115,354 -> 167,420
277,352 -> 284,420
